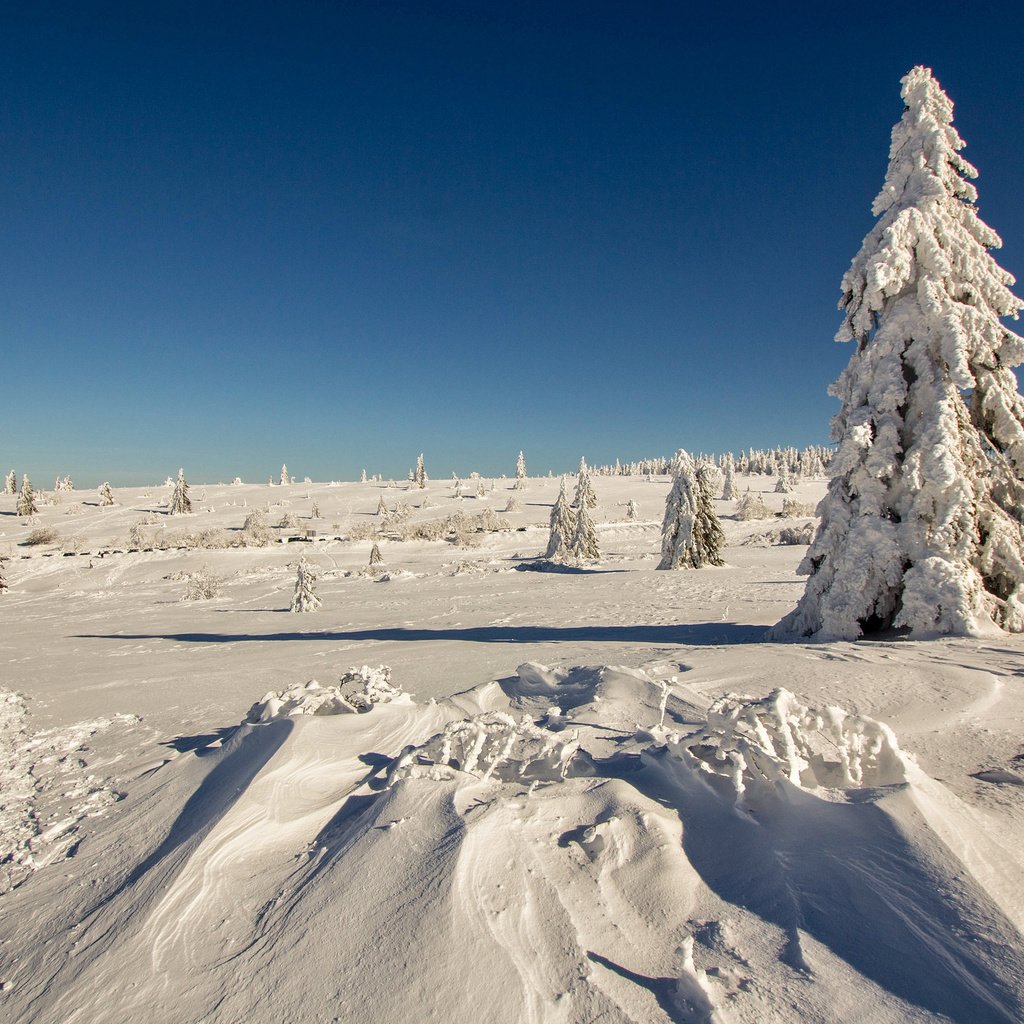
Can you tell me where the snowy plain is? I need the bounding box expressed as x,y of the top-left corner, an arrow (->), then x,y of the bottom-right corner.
1,473 -> 1023,1024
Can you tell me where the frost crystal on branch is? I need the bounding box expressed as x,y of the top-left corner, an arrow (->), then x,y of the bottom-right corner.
775,67 -> 1024,639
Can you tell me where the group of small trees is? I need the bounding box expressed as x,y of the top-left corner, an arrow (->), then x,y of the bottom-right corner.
545,458 -> 600,563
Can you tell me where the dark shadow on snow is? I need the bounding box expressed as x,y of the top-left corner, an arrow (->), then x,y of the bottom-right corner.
74,622 -> 767,647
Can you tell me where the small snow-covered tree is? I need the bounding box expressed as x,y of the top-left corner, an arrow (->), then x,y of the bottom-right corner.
4,471 -> 15,495
513,450 -> 527,489
568,492 -> 600,562
290,556 -> 321,612
415,453 -> 427,488
170,468 -> 192,515
376,495 -> 389,518
658,451 -> 725,569
0,559 -> 8,593
721,457 -> 737,500
99,482 -> 115,506
774,469 -> 794,494
545,476 -> 577,559
625,498 -> 640,521
280,464 -> 290,486
17,476 -> 36,517
368,542 -> 384,567
775,67 -> 1024,639
360,469 -> 367,483
575,457 -> 598,509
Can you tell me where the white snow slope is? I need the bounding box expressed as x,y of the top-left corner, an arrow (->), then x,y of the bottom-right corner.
1,475 -> 1023,1023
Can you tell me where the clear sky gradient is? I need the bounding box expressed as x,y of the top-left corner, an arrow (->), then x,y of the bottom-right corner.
3,1 -> 1024,485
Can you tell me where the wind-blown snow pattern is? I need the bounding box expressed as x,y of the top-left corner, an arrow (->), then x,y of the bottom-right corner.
5,661 -> 1023,1024
775,66 -> 1024,640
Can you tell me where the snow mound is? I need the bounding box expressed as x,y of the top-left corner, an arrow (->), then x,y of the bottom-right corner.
682,687 -> 907,800
247,665 -> 410,722
388,710 -> 581,784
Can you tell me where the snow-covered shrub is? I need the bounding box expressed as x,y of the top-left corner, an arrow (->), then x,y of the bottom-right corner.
60,534 -> 86,554
778,523 -> 815,545
241,509 -> 272,547
781,498 -> 817,518
735,491 -> 771,521
182,567 -> 223,601
23,527 -> 58,546
277,512 -> 300,530
98,482 -> 115,506
504,495 -> 522,513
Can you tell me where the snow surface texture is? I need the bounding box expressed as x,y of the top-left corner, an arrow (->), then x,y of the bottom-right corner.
0,690 -> 126,895
2,473 -> 1024,1023
4,660 -> 1024,1023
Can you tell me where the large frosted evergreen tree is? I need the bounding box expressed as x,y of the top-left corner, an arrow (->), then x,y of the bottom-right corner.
775,67 -> 1024,640
658,452 -> 725,570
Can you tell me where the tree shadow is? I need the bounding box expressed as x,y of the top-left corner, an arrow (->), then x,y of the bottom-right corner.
75,622 -> 767,647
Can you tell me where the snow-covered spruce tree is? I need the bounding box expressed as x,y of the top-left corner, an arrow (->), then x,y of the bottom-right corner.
721,457 -> 737,500
658,452 -> 725,569
311,501 -> 321,519
415,453 -> 427,489
360,469 -> 367,483
575,457 -> 598,509
368,542 -> 384,568
775,67 -> 1024,640
170,468 -> 192,515
17,475 -> 36,517
545,476 -> 577,559
568,490 -> 600,563
290,555 -> 321,612
4,471 -> 15,495
514,450 -> 527,489
774,468 -> 794,494
625,498 -> 641,521
280,464 -> 290,486
99,482 -> 115,506
376,494 -> 389,518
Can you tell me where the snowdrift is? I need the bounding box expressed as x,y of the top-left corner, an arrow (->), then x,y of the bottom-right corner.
3,663 -> 1023,1024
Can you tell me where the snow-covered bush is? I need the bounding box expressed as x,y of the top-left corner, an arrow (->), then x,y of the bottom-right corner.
98,482 -> 115,506
241,509 -> 272,547
23,527 -> 58,546
182,567 -> 223,601
781,498 -> 816,518
735,491 -> 771,521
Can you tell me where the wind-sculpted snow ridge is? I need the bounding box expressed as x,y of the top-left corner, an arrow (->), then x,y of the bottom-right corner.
387,710 -> 582,784
682,687 -> 908,801
246,664 -> 411,722
5,664 -> 1024,1024
0,689 -> 126,894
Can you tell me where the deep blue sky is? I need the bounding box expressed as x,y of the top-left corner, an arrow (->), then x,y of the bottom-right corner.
4,1 -> 1024,485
